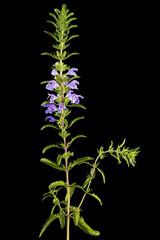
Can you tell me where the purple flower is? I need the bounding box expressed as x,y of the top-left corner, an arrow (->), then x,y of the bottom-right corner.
45,116 -> 57,122
58,103 -> 66,113
51,69 -> 58,76
46,80 -> 59,91
43,104 -> 58,114
66,90 -> 84,104
48,94 -> 57,103
67,68 -> 78,76
67,80 -> 79,89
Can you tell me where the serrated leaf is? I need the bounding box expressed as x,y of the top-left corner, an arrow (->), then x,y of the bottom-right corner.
41,124 -> 58,131
40,158 -> 65,171
68,116 -> 84,128
63,52 -> 80,60
70,157 -> 94,169
83,175 -> 91,188
73,209 -> 80,226
89,193 -> 103,206
42,144 -> 62,153
57,154 -> 62,165
39,214 -> 58,238
58,211 -> 66,229
44,31 -> 59,42
97,167 -> 106,184
77,217 -> 100,236
49,181 -> 65,190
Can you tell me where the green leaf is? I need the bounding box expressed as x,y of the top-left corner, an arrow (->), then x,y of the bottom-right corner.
41,52 -> 55,58
83,174 -> 91,188
68,116 -> 85,128
44,31 -> 59,41
39,214 -> 58,238
58,211 -> 66,229
70,157 -> 94,169
56,154 -> 62,165
73,209 -> 80,226
42,144 -> 63,153
89,193 -> 103,206
40,158 -> 65,171
63,52 -> 80,60
67,135 -> 87,148
49,181 -> 65,190
49,12 -> 60,22
97,167 -> 106,184
41,124 -> 59,131
68,104 -> 86,109
68,24 -> 78,30
40,81 -> 49,85
47,20 -> 59,29
77,217 -> 100,236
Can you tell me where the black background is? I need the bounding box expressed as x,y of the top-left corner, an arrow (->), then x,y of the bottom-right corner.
38,1 -> 157,239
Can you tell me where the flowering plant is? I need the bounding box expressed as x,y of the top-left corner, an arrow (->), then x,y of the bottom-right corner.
40,4 -> 140,240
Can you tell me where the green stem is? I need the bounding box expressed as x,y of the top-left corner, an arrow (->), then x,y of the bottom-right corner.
77,155 -> 101,210
60,54 -> 70,240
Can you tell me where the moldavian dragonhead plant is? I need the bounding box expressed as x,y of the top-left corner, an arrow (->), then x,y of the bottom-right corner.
40,4 -> 140,240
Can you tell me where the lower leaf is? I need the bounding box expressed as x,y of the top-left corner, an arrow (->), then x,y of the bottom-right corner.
39,214 -> 58,238
77,217 -> 100,236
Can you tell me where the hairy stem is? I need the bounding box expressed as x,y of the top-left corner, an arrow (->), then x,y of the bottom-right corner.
77,155 -> 101,210
60,55 -> 70,240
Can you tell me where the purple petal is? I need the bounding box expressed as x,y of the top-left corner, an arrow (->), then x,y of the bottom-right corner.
67,68 -> 78,76
46,80 -> 59,91
45,116 -> 57,122
51,69 -> 58,76
67,80 -> 80,89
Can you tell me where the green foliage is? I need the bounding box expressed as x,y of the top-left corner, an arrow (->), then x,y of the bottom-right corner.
67,135 -> 87,148
40,4 -> 140,239
39,214 -> 58,238
68,116 -> 85,128
69,156 -> 94,170
42,144 -> 63,153
88,193 -> 103,206
49,181 -> 65,190
58,211 -> 66,229
77,217 -> 100,236
73,209 -> 80,226
97,167 -> 106,184
108,139 -> 140,167
40,158 -> 65,171
41,124 -> 59,130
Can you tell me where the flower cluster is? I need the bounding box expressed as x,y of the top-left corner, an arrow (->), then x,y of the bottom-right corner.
43,67 -> 84,122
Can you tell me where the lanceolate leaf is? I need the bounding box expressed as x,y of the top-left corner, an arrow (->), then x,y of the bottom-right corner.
70,157 -> 94,169
40,158 -> 65,171
39,214 -> 58,238
58,211 -> 66,229
67,135 -> 87,148
88,193 -> 103,206
63,52 -> 80,60
73,209 -> 80,226
41,124 -> 59,131
77,217 -> 100,236
97,167 -> 106,184
68,116 -> 85,128
68,103 -> 86,109
42,144 -> 63,153
49,181 -> 65,189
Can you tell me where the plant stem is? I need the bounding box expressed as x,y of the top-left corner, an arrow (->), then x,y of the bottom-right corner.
77,155 -> 101,210
60,56 -> 70,240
